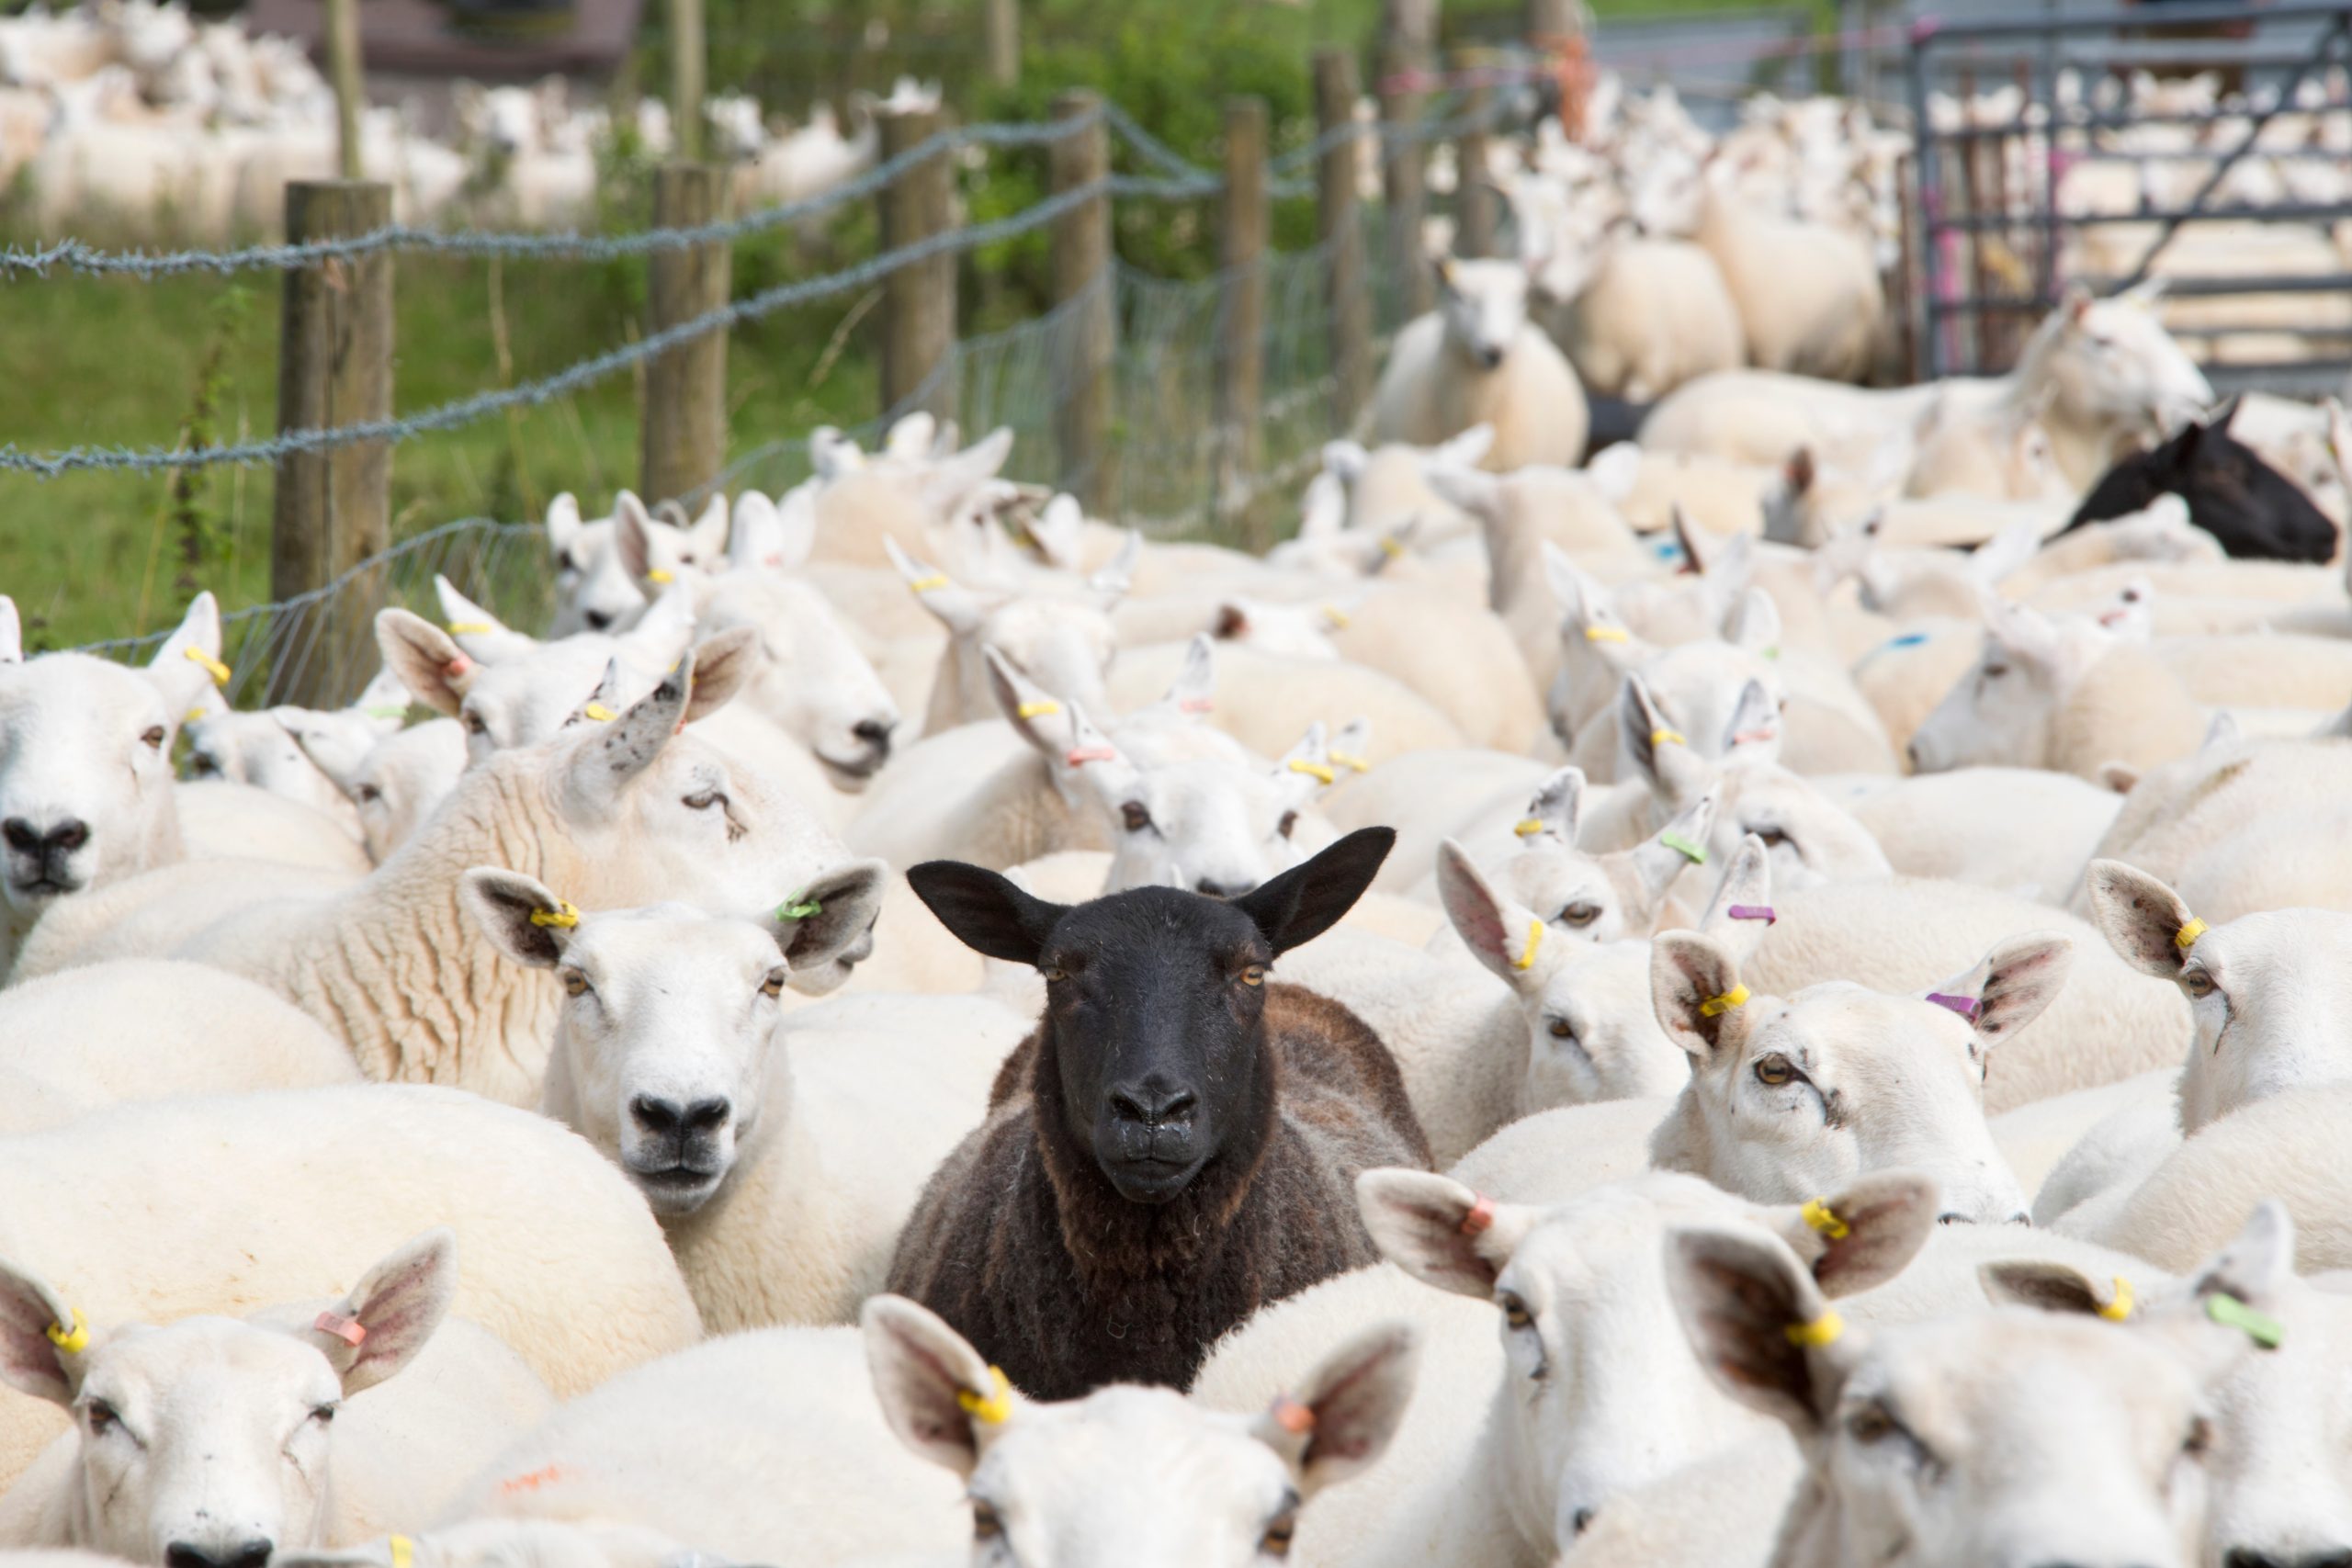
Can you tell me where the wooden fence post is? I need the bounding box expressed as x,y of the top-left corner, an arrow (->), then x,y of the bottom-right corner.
669,0 -> 705,162
1216,96 -> 1268,541
984,0 -> 1020,88
640,163 -> 731,506
323,0 -> 364,180
270,180 -> 392,707
1379,0 -> 1436,317
1524,0 -> 1581,44
877,105 -> 957,424
1048,90 -> 1114,513
1314,49 -> 1372,433
1453,48 -> 1497,260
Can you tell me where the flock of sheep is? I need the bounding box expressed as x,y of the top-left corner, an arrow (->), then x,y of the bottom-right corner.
0,0 -> 933,236
12,26 -> 2352,1568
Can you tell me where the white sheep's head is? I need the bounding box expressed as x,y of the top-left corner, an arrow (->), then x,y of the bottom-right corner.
989,650 -> 1351,898
1680,1204 -> 2284,1568
1433,255 -> 1532,371
461,884 -> 881,1213
296,717 -> 467,864
2086,861 -> 2352,1136
1648,924 -> 2065,1224
889,533 -> 1131,730
1359,1168 -> 1937,1554
692,570 -> 900,788
1906,597 -> 2118,773
863,1293 -> 1415,1568
0,1230 -> 457,1568
2041,282 -> 2214,438
0,592 -> 219,921
543,492 -> 723,637
1482,767 -> 1717,946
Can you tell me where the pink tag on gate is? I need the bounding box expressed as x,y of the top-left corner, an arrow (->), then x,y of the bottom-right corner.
1926,992 -> 1982,1023
313,1311 -> 367,1348
1065,746 -> 1117,766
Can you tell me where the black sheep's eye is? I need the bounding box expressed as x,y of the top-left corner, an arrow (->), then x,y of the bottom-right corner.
1042,964 -> 1068,983
1240,964 -> 1267,987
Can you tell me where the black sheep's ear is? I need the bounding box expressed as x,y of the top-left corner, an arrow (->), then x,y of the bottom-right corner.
906,861 -> 1068,967
1232,827 -> 1395,957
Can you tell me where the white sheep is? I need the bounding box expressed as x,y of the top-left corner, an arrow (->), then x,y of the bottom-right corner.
1844,767 -> 2121,906
1690,169 -> 1883,382
294,719 -> 467,865
1371,257 -> 1589,473
459,885 -> 1007,1331
1531,226 -> 1743,403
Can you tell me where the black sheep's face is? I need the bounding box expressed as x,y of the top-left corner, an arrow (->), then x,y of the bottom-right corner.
1038,890 -> 1274,1203
2078,417 -> 2339,563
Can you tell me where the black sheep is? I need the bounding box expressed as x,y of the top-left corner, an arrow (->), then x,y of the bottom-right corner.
2068,400 -> 2337,562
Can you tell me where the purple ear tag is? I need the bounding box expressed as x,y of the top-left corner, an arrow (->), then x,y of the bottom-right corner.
1726,904 -> 1776,924
1926,992 -> 1981,1023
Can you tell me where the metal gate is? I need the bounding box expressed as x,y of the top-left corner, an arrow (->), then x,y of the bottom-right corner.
1906,0 -> 2352,394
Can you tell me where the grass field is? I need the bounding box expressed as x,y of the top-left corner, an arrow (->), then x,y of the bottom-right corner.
0,0 -> 1817,652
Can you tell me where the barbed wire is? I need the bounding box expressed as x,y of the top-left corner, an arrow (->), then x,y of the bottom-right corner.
0,177 -> 1110,478
0,114 -> 1096,280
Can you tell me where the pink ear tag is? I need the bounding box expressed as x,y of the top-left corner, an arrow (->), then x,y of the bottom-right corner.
1925,992 -> 1981,1023
1065,745 -> 1117,766
1458,1194 -> 1497,1236
1179,698 -> 1214,715
444,653 -> 473,680
313,1311 -> 368,1348
1267,1393 -> 1317,1436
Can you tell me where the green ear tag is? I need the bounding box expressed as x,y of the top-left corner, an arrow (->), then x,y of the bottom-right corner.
1659,830 -> 1707,865
2206,1292 -> 2285,1349
779,897 -> 822,920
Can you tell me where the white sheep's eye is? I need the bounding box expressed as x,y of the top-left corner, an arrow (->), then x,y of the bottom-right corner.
684,789 -> 723,811
1261,1507 -> 1298,1560
464,713 -> 489,735
1752,826 -> 1790,849
2182,969 -> 2217,999
1241,964 -> 1267,987
556,551 -> 578,573
760,969 -> 786,998
1754,1054 -> 1797,1088
1499,1292 -> 1533,1330
560,969 -> 590,998
189,751 -> 220,775
355,784 -> 381,804
1983,663 -> 2010,681
2184,1415 -> 2214,1459
85,1400 -> 119,1436
1547,1018 -> 1575,1040
1848,1404 -> 1897,1445
971,1499 -> 1003,1541
1277,810 -> 1299,840
310,1404 -> 337,1426
1559,903 -> 1600,928
141,725 -> 167,750
1120,800 -> 1152,834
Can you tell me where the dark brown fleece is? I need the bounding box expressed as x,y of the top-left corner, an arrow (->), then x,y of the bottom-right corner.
887,983 -> 1430,1399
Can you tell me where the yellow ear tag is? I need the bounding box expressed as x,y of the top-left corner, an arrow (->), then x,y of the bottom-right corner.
1016,700 -> 1062,720
1800,1198 -> 1850,1242
183,647 -> 232,687
1378,536 -> 1406,559
2098,1275 -> 2134,1323
908,574 -> 950,594
957,1365 -> 1013,1426
1784,1310 -> 1844,1348
1700,983 -> 1750,1018
46,1309 -> 89,1354
2176,918 -> 2208,949
1512,918 -> 1544,972
1650,728 -> 1688,749
1584,626 -> 1630,643
1329,750 -> 1372,773
1322,604 -> 1353,630
389,1537 -> 414,1568
445,622 -> 493,636
529,900 -> 581,930
185,707 -> 209,724
646,569 -> 674,584
1288,759 -> 1337,786
582,703 -> 617,723
1513,817 -> 1547,837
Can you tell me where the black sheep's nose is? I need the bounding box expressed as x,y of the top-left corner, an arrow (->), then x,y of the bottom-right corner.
582,608 -> 615,631
1110,1082 -> 1196,1127
1479,345 -> 1505,369
853,718 -> 896,756
631,1095 -> 730,1137
167,1540 -> 273,1568
3,818 -> 87,854
2226,1551 -> 2352,1568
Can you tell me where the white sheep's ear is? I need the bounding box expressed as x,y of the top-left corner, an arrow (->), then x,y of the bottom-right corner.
932,417 -> 962,458
305,1229 -> 458,1397
1621,676 -> 1712,807
1272,723 -> 1337,809
2098,761 -> 2142,795
1322,439 -> 1370,486
458,866 -> 578,968
613,492 -> 655,581
1663,1224 -> 1851,1436
1356,1168 -> 1537,1298
1088,530 -> 1141,608
544,492 -> 583,558
1160,634 -> 1216,722
1672,505 -> 1724,580
1422,461 -> 1500,524
1984,595 -> 2065,670
148,591 -> 225,712
1543,541 -> 1637,663
1759,1171 -> 1940,1299
560,655 -> 695,810
809,426 -> 865,479
861,1294 -> 1014,1478
885,410 -> 938,459
885,536 -> 986,637
1724,585 -> 1781,657
2084,860 -> 2200,981
1028,494 -> 1087,571
727,491 -> 784,572
1433,423 -> 1496,471
680,627 -> 758,725
433,575 -> 537,663
1522,764 -> 1585,843
1435,840 -> 1549,991
1297,470 -> 1347,542
684,493 -> 730,561
1925,932 -> 2074,1053
349,664 -> 414,730
1624,789 -> 1715,913
1651,930 -> 1750,1063
375,609 -> 472,717
985,646 -> 1082,758
1970,517 -> 2043,587
1980,1258 -> 2119,1316
1720,678 -> 1781,758
1697,832 -> 1775,958
1254,1322 -> 1419,1496
764,858 -> 888,979
920,427 -> 1015,519
0,598 -> 20,664
2203,710 -> 2244,751
2186,1199 -> 2297,1318
0,1252 -> 89,1406
769,481 -> 820,570
1585,441 -> 1642,504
